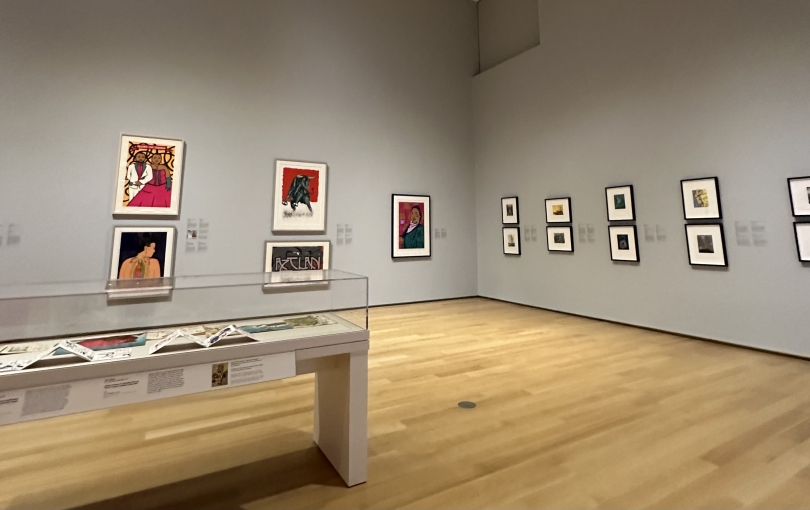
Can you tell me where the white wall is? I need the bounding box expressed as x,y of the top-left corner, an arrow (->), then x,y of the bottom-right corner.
473,0 -> 810,356
0,0 -> 480,306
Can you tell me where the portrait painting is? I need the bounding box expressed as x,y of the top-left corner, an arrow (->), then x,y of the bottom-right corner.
109,227 -> 176,281
545,197 -> 572,223
392,194 -> 431,258
609,225 -> 639,262
547,226 -> 574,252
272,160 -> 328,232
501,197 -> 519,224
502,227 -> 521,255
605,185 -> 635,221
681,177 -> 721,219
787,176 -> 810,216
685,224 -> 727,266
113,135 -> 184,217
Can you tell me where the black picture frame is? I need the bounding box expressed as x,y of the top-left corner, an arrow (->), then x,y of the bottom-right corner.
608,225 -> 640,262
391,194 -> 432,259
794,222 -> 810,262
787,176 -> 810,217
502,227 -> 521,255
685,223 -> 728,267
546,226 -> 574,252
605,185 -> 636,222
545,197 -> 572,223
681,177 -> 722,220
501,196 -> 520,224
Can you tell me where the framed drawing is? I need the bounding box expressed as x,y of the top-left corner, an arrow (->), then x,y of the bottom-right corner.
501,197 -> 519,224
605,185 -> 635,222
685,223 -> 727,266
272,160 -> 328,232
109,227 -> 176,280
545,197 -> 572,223
681,177 -> 722,220
502,227 -> 521,255
113,134 -> 185,216
787,176 -> 810,217
392,194 -> 431,258
608,225 -> 639,262
794,223 -> 810,262
546,226 -> 574,252
264,241 -> 330,285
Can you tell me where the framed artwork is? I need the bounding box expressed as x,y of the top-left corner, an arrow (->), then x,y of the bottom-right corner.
545,197 -> 572,223
608,225 -> 639,262
114,135 -> 185,217
794,223 -> 810,262
502,227 -> 521,255
681,177 -> 722,220
787,176 -> 810,217
392,194 -> 431,258
272,160 -> 328,232
605,185 -> 635,222
109,227 -> 176,280
264,241 -> 330,272
685,224 -> 727,266
546,226 -> 574,252
501,197 -> 519,224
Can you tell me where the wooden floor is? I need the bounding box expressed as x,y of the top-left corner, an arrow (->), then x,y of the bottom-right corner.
2,298 -> 810,509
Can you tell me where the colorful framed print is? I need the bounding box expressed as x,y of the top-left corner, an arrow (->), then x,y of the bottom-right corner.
681,177 -> 722,220
272,160 -> 328,232
685,223 -> 727,266
546,226 -> 574,252
545,197 -> 572,223
787,176 -> 810,217
794,223 -> 810,262
109,227 -> 176,280
605,185 -> 635,222
113,134 -> 184,217
502,227 -> 521,255
392,194 -> 431,258
608,225 -> 639,262
501,197 -> 519,224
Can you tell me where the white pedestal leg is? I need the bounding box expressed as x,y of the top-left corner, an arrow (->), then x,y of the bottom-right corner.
313,350 -> 368,486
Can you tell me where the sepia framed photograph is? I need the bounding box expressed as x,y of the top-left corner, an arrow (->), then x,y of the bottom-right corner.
608,225 -> 639,262
685,223 -> 727,266
787,176 -> 810,217
605,185 -> 635,222
392,194 -> 431,258
113,134 -> 185,217
546,226 -> 574,252
545,197 -> 572,223
794,222 -> 810,262
109,227 -> 176,280
272,160 -> 328,232
501,197 -> 519,224
681,177 -> 722,220
502,227 -> 521,255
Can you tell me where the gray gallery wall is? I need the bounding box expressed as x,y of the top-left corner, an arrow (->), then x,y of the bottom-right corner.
473,0 -> 810,356
0,0 -> 479,306
477,0 -> 540,72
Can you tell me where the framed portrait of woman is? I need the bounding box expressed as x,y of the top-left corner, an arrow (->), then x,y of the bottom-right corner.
109,227 -> 176,281
113,134 -> 185,217
392,194 -> 431,258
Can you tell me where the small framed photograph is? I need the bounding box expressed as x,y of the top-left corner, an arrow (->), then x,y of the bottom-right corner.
114,134 -> 185,217
392,194 -> 431,258
685,223 -> 727,266
794,223 -> 810,262
501,197 -> 519,224
787,176 -> 810,217
605,185 -> 635,222
546,226 -> 574,252
272,160 -> 328,232
110,227 -> 176,280
502,227 -> 521,255
608,225 -> 639,262
681,177 -> 722,220
545,197 -> 572,223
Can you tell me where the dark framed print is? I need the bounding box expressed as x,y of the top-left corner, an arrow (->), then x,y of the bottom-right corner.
546,226 -> 574,252
795,223 -> 810,262
605,185 -> 635,222
608,225 -> 639,262
502,227 -> 521,255
681,177 -> 722,220
392,194 -> 431,258
501,197 -> 519,224
264,241 -> 330,285
110,227 -> 176,280
685,223 -> 727,266
545,197 -> 572,223
787,176 -> 810,217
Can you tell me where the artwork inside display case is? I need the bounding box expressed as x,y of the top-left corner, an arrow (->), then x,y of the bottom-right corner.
608,225 -> 639,262
681,177 -> 722,220
502,227 -> 521,255
605,185 -> 635,222
794,223 -> 810,262
787,176 -> 810,217
392,194 -> 431,258
501,197 -> 519,224
109,227 -> 176,280
545,197 -> 572,223
685,223 -> 727,266
113,134 -> 184,216
272,160 -> 328,232
546,226 -> 574,252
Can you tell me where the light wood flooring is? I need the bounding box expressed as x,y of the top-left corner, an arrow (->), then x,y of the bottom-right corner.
2,298 -> 810,509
